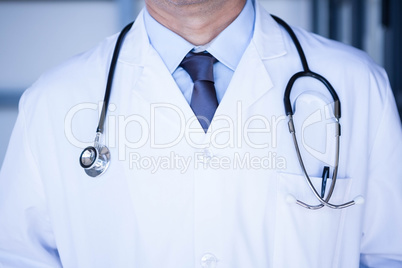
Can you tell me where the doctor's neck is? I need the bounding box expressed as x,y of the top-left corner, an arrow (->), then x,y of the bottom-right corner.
145,0 -> 246,46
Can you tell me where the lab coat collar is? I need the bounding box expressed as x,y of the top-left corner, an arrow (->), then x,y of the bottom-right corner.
118,10 -> 150,67
252,0 -> 287,60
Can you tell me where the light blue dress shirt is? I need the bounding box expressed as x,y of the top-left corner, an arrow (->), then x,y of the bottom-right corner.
143,0 -> 255,104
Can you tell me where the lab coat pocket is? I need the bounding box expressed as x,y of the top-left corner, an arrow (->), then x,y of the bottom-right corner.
272,172 -> 352,268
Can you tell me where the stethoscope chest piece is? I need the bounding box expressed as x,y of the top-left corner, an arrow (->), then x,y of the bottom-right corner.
79,141 -> 110,177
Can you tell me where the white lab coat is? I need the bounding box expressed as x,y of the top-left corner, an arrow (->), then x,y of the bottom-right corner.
1,1 -> 402,267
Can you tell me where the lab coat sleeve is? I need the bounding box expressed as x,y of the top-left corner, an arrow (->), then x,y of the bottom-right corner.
359,75 -> 402,267
0,92 -> 62,267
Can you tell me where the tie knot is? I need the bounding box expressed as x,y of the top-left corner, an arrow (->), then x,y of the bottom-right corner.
180,52 -> 216,83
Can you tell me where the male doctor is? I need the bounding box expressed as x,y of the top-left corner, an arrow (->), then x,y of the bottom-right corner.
1,0 -> 402,267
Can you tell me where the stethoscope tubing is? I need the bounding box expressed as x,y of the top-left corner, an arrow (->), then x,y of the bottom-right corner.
284,71 -> 341,119
97,21 -> 134,134
273,15 -> 356,209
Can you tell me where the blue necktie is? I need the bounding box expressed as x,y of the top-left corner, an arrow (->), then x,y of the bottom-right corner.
180,52 -> 218,132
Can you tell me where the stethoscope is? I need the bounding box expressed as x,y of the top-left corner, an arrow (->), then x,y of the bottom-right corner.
79,21 -> 133,177
79,16 -> 364,209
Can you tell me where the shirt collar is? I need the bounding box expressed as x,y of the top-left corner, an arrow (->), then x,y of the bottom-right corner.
143,0 -> 255,73
207,0 -> 255,71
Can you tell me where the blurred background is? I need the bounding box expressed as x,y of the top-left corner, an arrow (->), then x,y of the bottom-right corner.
0,0 -> 401,166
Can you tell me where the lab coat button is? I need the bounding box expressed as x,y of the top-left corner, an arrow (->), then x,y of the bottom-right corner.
198,147 -> 214,163
201,253 -> 218,268
203,148 -> 213,158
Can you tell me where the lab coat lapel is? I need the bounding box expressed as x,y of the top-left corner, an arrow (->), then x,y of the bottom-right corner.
211,1 -> 287,128
118,4 -> 289,134
112,14 -> 199,232
118,11 -> 192,116
116,10 -> 198,147
133,48 -> 192,113
214,42 -> 273,120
